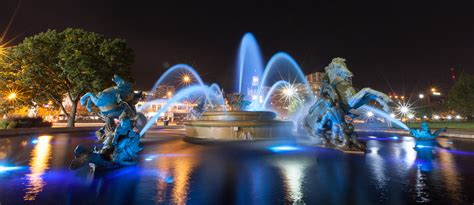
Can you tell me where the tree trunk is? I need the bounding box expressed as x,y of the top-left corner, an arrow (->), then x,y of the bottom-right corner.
67,100 -> 78,127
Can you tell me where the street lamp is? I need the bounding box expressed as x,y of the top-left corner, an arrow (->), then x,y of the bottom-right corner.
182,75 -> 191,83
7,92 -> 17,101
0,45 -> 5,57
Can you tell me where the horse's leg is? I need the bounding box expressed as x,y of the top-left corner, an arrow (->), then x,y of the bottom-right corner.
80,92 -> 100,112
80,92 -> 92,106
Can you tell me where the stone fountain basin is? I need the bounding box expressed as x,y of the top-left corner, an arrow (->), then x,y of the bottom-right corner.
184,111 -> 294,140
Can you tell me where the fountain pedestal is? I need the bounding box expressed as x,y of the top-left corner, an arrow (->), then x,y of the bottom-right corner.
184,111 -> 293,140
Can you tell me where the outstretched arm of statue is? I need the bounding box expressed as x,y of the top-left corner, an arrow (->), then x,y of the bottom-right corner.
348,88 -> 393,112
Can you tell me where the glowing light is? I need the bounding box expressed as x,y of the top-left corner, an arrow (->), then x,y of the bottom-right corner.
0,165 -> 22,172
434,115 -> 440,120
31,139 -> 38,144
423,115 -> 427,119
177,70 -> 195,87
368,136 -> 377,139
447,115 -> 452,120
0,45 -> 5,57
277,82 -> 302,106
395,101 -> 416,122
268,145 -> 301,152
431,88 -> 436,92
182,75 -> 191,83
390,136 -> 399,140
455,115 -> 462,119
366,111 -> 374,117
418,94 -> 424,99
7,92 -> 16,100
282,87 -> 295,97
252,76 -> 259,86
145,157 -> 154,161
433,92 -> 441,96
416,145 -> 434,149
400,106 -> 409,114
167,91 -> 173,98
390,113 -> 396,118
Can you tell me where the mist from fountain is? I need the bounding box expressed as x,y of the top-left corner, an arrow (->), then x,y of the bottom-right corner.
209,83 -> 226,111
261,80 -> 291,110
258,52 -> 314,102
147,64 -> 206,101
137,98 -> 168,112
140,85 -> 216,136
360,105 -> 410,130
236,32 -> 265,95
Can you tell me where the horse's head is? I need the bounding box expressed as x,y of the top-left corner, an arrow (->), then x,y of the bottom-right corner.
325,57 -> 353,84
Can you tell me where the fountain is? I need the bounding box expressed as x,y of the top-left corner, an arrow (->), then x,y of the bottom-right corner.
138,33 -> 406,145
184,93 -> 293,140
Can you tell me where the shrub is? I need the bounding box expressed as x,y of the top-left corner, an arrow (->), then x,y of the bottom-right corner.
0,117 -> 52,129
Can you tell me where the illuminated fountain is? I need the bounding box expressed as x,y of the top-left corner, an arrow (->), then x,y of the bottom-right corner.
139,33 -> 313,140
139,32 -> 405,143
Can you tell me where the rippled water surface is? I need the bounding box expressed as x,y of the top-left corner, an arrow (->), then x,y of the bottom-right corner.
0,129 -> 473,204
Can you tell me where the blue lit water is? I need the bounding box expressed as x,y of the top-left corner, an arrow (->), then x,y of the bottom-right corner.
1,130 -> 474,204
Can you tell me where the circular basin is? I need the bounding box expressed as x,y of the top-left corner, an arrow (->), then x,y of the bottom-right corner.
184,111 -> 293,140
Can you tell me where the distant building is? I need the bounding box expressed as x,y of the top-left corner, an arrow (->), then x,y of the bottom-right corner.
153,85 -> 176,99
305,72 -> 324,95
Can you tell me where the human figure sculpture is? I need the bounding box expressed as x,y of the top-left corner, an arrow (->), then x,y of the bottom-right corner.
301,58 -> 393,151
70,75 -> 147,170
190,97 -> 206,119
227,93 -> 251,111
410,121 -> 447,140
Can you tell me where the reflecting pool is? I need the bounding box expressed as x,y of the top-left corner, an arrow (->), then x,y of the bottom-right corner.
0,130 -> 474,204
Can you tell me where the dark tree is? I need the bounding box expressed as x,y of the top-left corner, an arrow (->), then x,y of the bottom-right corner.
2,28 -> 134,127
448,72 -> 474,119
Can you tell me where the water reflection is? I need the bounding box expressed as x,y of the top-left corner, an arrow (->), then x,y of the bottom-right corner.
274,158 -> 311,204
365,141 -> 387,189
438,148 -> 462,203
24,135 -> 52,201
152,140 -> 201,204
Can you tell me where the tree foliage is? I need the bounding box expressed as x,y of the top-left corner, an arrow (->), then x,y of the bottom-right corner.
1,28 -> 134,126
448,72 -> 474,119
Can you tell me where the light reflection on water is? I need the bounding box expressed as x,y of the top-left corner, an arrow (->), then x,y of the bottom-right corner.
366,141 -> 387,190
152,140 -> 201,204
24,135 -> 53,201
274,158 -> 311,204
0,132 -> 472,204
438,148 -> 462,203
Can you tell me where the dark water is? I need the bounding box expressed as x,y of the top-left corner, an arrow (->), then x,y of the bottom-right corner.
0,129 -> 474,205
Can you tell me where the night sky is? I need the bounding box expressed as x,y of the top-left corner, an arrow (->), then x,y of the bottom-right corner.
2,0 -> 473,96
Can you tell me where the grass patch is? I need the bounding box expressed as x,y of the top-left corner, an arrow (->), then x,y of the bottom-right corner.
406,121 -> 474,130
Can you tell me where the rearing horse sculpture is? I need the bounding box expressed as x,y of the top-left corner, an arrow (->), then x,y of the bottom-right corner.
80,75 -> 135,118
70,75 -> 147,170
302,58 -> 393,151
